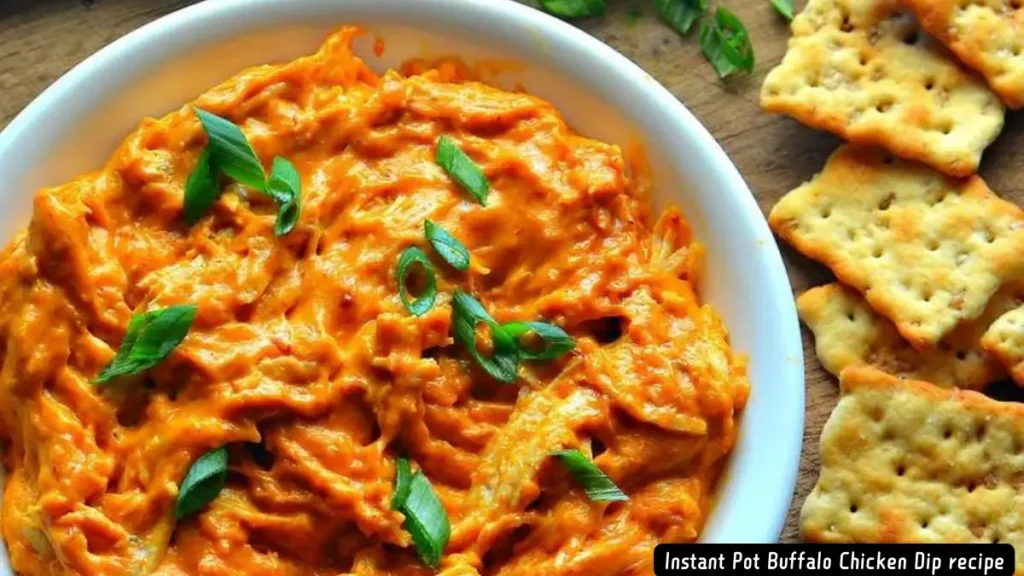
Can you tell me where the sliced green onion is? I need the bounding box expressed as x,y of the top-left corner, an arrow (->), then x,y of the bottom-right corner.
175,446 -> 229,520
450,291 -> 519,383
390,458 -> 450,569
551,449 -> 628,502
424,220 -> 470,272
397,247 -> 437,316
538,0 -> 606,18
653,0 -> 706,36
626,5 -> 643,27
700,7 -> 755,79
771,0 -> 795,20
183,147 -> 218,226
435,135 -> 489,205
392,457 -> 413,510
501,321 -> 575,362
267,156 -> 302,237
194,108 -> 266,190
95,304 -> 197,384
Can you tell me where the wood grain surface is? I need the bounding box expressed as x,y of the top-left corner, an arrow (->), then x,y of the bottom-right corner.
2,0 -> 1023,545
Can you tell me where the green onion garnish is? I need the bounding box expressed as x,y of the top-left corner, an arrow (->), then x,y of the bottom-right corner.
424,220 -> 470,272
175,446 -> 229,520
94,304 -> 197,384
771,0 -> 795,21
185,109 -> 302,236
501,321 -> 575,362
267,156 -> 302,236
391,458 -> 450,569
699,7 -> 755,79
537,0 -> 607,18
435,135 -> 489,205
397,246 -> 438,316
450,291 -> 520,383
653,0 -> 706,35
551,449 -> 628,502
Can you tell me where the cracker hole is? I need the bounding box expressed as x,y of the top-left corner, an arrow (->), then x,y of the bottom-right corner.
903,30 -> 919,45
850,504 -> 859,513
896,464 -> 906,476
921,518 -> 930,529
878,193 -> 895,211
875,100 -> 894,113
984,229 -> 997,243
926,238 -> 940,251
924,78 -> 935,90
956,350 -> 968,361
975,422 -> 987,441
944,427 -> 953,439
841,15 -> 854,32
882,155 -> 895,165
871,246 -> 884,259
967,482 -> 977,493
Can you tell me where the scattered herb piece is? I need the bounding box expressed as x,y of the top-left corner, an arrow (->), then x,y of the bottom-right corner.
699,7 -> 755,79
450,291 -> 520,383
391,458 -> 450,568
183,147 -> 217,226
175,446 -> 229,520
502,321 -> 576,362
194,108 -> 266,190
267,156 -> 302,236
397,246 -> 438,316
435,135 -> 489,205
537,0 -> 607,19
424,220 -> 470,272
626,5 -> 644,26
771,0 -> 795,21
652,0 -> 706,35
551,449 -> 629,502
95,304 -> 197,384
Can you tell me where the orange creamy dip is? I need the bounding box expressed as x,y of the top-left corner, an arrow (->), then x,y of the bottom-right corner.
0,28 -> 748,576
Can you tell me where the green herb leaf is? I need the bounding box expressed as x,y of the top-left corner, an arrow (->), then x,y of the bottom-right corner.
397,247 -> 438,316
400,471 -> 450,568
183,147 -> 218,226
175,446 -> 229,520
194,109 -> 266,191
652,0 -> 706,35
436,135 -> 489,205
770,0 -> 795,20
267,156 -> 302,236
424,220 -> 470,272
502,321 -> 576,362
551,449 -> 628,502
392,457 -> 413,510
700,7 -> 755,79
537,0 -> 606,18
95,304 -> 197,384
451,291 -> 519,383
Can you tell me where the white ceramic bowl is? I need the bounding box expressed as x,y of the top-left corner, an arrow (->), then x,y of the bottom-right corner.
0,0 -> 804,569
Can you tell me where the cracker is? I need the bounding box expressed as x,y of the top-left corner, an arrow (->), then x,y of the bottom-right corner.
903,0 -> 1024,108
761,0 -> 1004,176
770,145 -> 1024,349
982,304 -> 1024,385
802,365 -> 1024,568
797,282 -> 1020,389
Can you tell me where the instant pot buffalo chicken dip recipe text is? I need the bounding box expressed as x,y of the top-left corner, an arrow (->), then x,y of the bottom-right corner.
0,28 -> 749,576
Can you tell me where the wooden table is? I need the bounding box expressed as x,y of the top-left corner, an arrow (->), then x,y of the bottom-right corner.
4,0 -> 1023,545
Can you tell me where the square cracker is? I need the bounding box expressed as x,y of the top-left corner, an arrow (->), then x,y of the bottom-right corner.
802,365 -> 1024,567
797,282 -> 1021,389
982,305 -> 1024,385
770,145 -> 1024,349
903,0 -> 1024,108
761,0 -> 1004,176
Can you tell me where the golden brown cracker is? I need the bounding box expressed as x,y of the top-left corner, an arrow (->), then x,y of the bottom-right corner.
770,145 -> 1024,349
761,0 -> 1004,176
903,0 -> 1024,108
982,304 -> 1024,385
802,366 -> 1024,569
796,282 -> 1018,389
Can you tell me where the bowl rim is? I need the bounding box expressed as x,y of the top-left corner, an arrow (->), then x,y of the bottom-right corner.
0,0 -> 804,562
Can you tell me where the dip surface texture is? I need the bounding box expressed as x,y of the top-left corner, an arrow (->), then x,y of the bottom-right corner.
0,28 -> 749,576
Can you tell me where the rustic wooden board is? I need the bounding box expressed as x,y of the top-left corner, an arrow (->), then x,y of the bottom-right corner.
2,0 -> 1023,544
